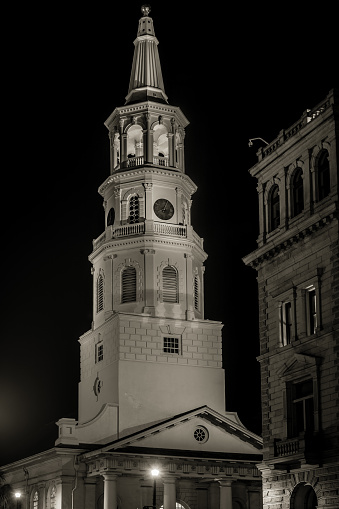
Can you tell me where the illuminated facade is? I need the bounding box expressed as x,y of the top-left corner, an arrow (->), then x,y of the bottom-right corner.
244,89 -> 339,509
1,6 -> 262,509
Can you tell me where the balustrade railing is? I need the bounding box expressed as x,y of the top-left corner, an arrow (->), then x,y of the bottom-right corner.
275,437 -> 300,457
92,221 -> 189,250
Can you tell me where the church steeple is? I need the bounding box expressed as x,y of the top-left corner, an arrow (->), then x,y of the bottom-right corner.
125,4 -> 168,105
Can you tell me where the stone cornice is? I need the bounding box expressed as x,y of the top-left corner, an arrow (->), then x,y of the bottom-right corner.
243,203 -> 338,269
98,166 -> 197,196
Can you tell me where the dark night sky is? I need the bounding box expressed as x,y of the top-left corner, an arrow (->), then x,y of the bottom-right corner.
1,2 -> 337,465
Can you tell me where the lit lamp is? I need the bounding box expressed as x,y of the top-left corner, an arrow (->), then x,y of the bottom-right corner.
14,492 -> 21,509
151,468 -> 159,509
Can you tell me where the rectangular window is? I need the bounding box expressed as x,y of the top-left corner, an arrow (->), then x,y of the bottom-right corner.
291,379 -> 314,436
306,285 -> 317,335
163,336 -> 180,354
96,342 -> 104,363
280,301 -> 292,346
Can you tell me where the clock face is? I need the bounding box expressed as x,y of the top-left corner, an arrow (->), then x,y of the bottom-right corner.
153,199 -> 174,220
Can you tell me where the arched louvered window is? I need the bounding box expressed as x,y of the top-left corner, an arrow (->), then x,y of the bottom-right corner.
97,274 -> 104,313
121,266 -> 137,303
162,266 -> 178,303
194,275 -> 200,311
129,195 -> 140,224
269,184 -> 280,232
317,149 -> 330,200
292,168 -> 304,217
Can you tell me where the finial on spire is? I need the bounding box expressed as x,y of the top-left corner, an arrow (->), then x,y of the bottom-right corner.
141,4 -> 151,16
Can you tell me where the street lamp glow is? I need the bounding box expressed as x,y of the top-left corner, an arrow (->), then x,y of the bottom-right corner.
151,468 -> 159,477
15,492 -> 21,498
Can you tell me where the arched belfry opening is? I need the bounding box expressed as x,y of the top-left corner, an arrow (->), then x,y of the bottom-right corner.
127,124 -> 144,166
290,483 -> 317,509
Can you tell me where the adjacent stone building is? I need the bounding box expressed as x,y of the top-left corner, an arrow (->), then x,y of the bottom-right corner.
243,89 -> 339,509
0,6 -> 263,509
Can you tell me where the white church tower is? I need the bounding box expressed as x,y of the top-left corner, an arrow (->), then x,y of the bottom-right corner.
75,5 -> 225,443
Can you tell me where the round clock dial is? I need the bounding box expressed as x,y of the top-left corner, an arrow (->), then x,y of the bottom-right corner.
153,199 -> 174,220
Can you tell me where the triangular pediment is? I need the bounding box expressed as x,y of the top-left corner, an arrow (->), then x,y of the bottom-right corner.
92,406 -> 262,460
277,353 -> 320,380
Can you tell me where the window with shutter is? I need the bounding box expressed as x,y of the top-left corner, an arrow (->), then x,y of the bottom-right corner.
162,266 -> 178,303
97,274 -> 104,312
194,275 -> 200,311
121,266 -> 137,303
129,195 -> 140,224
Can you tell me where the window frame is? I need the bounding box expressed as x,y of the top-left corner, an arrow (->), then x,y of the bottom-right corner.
269,184 -> 280,232
121,265 -> 137,304
162,265 -> 179,303
163,335 -> 181,355
96,272 -> 104,313
291,167 -> 304,218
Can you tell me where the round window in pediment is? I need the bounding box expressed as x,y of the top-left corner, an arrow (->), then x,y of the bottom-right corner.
193,425 -> 209,443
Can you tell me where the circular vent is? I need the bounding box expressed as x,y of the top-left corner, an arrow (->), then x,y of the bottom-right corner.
193,426 -> 209,443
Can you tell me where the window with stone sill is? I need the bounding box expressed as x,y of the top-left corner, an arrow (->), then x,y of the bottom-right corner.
95,341 -> 104,363
291,167 -> 304,218
317,149 -> 330,201
269,184 -> 280,232
163,336 -> 181,355
280,301 -> 292,346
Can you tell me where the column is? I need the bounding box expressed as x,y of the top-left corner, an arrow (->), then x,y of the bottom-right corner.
219,480 -> 232,509
163,477 -> 176,509
141,249 -> 156,315
103,473 -> 117,509
185,253 -> 194,320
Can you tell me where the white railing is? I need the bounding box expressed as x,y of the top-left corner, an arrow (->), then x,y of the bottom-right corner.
113,222 -> 145,237
154,222 -> 186,237
127,156 -> 144,167
92,221 -> 189,250
153,155 -> 169,166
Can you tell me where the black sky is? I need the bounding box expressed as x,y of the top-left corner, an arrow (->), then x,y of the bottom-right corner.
1,1 -> 337,465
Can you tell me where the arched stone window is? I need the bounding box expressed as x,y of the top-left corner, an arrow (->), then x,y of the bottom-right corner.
291,168 -> 304,217
317,149 -> 330,200
269,184 -> 280,232
127,124 -> 143,165
33,491 -> 39,509
162,266 -> 179,303
128,195 -> 140,224
121,266 -> 137,303
153,123 -> 169,166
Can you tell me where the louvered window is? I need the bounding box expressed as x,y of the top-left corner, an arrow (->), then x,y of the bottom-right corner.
162,266 -> 178,303
121,266 -> 137,303
194,275 -> 200,311
97,274 -> 104,313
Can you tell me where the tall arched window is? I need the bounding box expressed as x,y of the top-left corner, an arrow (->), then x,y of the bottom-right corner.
97,273 -> 104,313
121,266 -> 137,303
317,149 -> 330,200
33,491 -> 39,509
50,485 -> 56,509
162,266 -> 179,303
129,195 -> 140,224
269,184 -> 280,232
292,168 -> 304,217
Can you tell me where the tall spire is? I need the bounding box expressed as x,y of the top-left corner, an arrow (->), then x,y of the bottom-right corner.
125,5 -> 168,105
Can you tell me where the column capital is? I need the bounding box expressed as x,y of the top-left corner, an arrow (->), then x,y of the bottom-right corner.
102,472 -> 119,481
219,479 -> 233,487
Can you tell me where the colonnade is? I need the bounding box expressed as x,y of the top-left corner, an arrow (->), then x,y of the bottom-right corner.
101,473 -> 233,509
